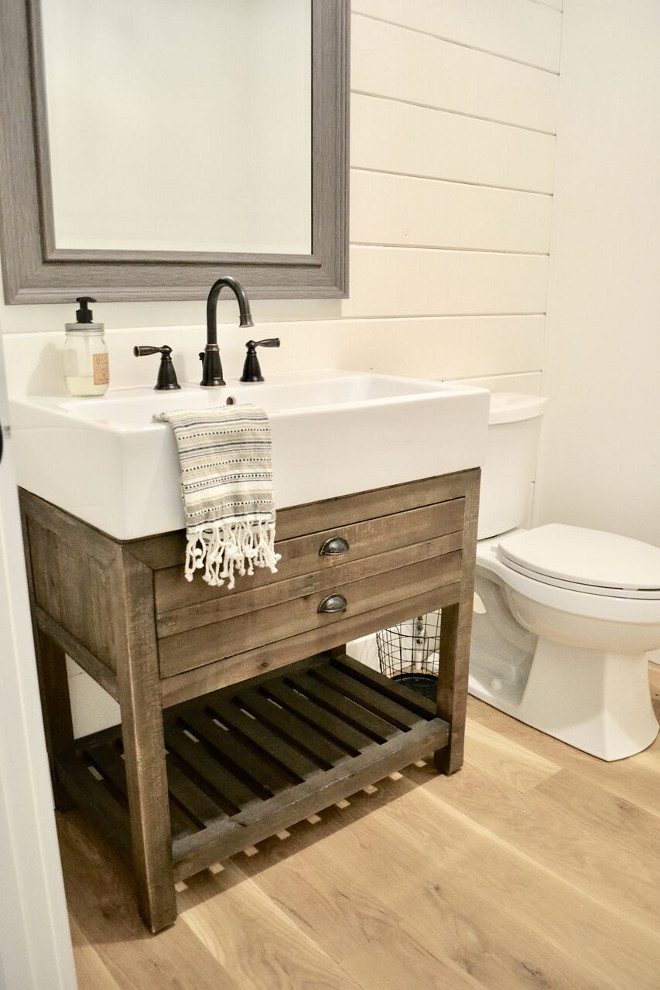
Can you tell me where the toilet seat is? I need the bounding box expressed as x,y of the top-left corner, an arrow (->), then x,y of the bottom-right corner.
497,524 -> 660,600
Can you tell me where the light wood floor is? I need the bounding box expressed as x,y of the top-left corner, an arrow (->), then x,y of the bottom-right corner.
59,664 -> 660,990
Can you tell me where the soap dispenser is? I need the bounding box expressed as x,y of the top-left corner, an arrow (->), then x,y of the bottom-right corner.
63,296 -> 109,396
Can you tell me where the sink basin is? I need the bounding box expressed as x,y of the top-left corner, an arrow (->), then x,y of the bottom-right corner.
10,370 -> 489,540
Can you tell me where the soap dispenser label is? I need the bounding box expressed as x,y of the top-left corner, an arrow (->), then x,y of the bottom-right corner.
93,352 -> 110,386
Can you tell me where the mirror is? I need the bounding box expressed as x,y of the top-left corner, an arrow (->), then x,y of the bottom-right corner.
0,0 -> 348,304
41,0 -> 313,256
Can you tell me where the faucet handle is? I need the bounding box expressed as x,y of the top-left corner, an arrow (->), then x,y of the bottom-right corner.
240,338 -> 281,383
133,344 -> 181,391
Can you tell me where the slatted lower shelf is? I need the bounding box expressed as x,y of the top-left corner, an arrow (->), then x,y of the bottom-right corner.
57,652 -> 449,881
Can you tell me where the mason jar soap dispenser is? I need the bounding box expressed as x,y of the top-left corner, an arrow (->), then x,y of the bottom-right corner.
63,296 -> 109,396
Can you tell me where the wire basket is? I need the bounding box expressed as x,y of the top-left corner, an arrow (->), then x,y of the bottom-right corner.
376,611 -> 442,701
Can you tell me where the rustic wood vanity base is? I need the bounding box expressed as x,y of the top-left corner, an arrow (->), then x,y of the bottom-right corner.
20,468 -> 480,933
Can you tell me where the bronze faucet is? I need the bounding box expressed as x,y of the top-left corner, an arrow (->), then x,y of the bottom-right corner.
200,276 -> 254,387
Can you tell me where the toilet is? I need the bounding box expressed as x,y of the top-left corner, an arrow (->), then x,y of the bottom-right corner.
470,393 -> 660,761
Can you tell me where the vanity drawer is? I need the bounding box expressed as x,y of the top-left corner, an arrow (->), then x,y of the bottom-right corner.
157,541 -> 463,679
154,495 -> 465,616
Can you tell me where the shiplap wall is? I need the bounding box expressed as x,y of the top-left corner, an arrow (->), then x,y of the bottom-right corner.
343,0 -> 560,392
2,0 -> 561,404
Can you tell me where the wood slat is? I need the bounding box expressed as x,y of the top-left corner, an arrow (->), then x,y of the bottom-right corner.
180,710 -> 298,797
312,665 -> 424,731
290,671 -> 400,743
276,474 -> 472,541
172,717 -> 449,882
161,584 -> 459,706
163,723 -> 263,815
27,514 -> 121,673
57,753 -> 132,857
87,742 -> 193,841
57,652 -> 452,893
128,473 -> 473,569
164,757 -> 228,830
35,606 -> 118,700
158,552 -> 461,677
237,688 -> 351,770
157,536 -> 460,640
155,498 -> 464,616
19,489 -> 119,566
263,678 -> 377,755
334,654 -> 437,720
207,698 -> 323,782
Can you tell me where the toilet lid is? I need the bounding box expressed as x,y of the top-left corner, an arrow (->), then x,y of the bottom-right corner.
497,524 -> 660,599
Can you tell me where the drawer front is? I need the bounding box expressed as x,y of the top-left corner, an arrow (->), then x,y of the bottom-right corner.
155,496 -> 464,617
158,546 -> 462,679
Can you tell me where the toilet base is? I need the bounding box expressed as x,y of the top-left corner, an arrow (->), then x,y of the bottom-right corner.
469,638 -> 659,761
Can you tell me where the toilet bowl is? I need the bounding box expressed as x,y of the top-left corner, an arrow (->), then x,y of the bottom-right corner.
469,394 -> 660,760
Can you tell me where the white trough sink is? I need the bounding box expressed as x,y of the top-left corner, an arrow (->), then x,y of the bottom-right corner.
10,370 -> 489,540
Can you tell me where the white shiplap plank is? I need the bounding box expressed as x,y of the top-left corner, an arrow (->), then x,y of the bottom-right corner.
352,0 -> 562,72
339,315 -> 545,380
350,170 -> 552,254
343,247 -> 548,318
351,95 -> 556,194
352,15 -> 558,133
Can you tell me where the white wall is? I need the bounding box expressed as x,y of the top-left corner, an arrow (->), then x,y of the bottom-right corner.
537,0 -> 660,547
0,0 -> 562,733
0,345 -> 77,990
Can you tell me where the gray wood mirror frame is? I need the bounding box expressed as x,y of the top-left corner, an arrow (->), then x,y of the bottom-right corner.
0,0 -> 349,305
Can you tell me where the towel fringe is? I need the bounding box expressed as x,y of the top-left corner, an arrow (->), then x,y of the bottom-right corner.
185,516 -> 281,589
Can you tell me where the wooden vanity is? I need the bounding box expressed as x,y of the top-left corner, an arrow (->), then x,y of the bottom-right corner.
20,467 -> 479,932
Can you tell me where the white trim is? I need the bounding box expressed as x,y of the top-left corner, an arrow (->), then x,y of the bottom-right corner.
0,339 -> 76,990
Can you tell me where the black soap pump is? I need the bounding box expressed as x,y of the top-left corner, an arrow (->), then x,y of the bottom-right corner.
63,296 -> 109,396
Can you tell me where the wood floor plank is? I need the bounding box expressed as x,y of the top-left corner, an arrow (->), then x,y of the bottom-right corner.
465,719 -> 562,792
177,862 -> 365,990
337,924 -> 487,990
59,675 -> 660,990
238,772 -> 654,990
245,817 -> 617,990
69,916 -> 123,990
467,693 -> 660,816
57,813 -> 243,990
404,758 -> 660,936
375,784 -> 660,990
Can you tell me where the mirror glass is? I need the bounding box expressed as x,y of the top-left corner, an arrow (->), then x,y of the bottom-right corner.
40,0 -> 312,255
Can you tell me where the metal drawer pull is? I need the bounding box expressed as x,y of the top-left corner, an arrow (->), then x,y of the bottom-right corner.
319,536 -> 350,556
317,593 -> 347,614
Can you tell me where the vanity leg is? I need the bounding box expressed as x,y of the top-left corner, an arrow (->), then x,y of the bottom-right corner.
33,629 -> 76,811
20,500 -> 75,810
435,603 -> 469,773
434,470 -> 480,775
115,550 -> 176,933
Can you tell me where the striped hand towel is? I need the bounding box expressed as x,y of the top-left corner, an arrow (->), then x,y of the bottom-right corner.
155,404 -> 280,588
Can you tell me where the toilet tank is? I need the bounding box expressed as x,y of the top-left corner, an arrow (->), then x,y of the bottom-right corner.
478,393 -> 547,540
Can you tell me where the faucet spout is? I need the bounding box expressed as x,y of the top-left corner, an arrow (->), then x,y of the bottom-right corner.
201,275 -> 254,387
